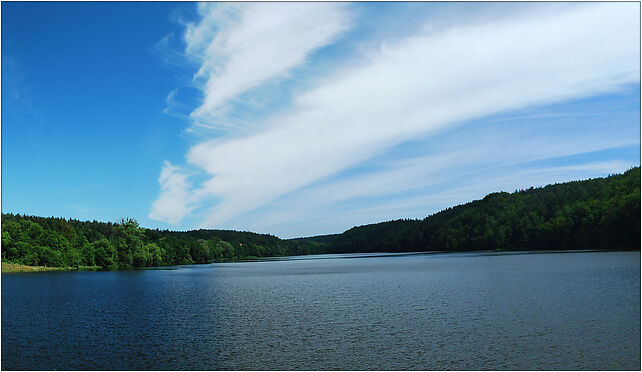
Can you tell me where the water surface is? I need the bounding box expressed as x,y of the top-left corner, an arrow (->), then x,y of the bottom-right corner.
2,251 -> 640,370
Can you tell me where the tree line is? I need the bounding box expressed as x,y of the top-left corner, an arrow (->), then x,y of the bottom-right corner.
2,167 -> 639,269
328,167 -> 640,253
1,216 -> 326,269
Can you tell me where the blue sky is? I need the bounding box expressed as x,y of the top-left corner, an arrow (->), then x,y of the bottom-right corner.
2,2 -> 640,238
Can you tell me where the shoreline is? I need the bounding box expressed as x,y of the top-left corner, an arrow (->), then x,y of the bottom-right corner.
3,248 -> 637,273
1,262 -> 101,273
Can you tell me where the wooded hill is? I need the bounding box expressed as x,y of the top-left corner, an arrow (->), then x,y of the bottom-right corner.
1,167 -> 639,269
328,167 -> 640,253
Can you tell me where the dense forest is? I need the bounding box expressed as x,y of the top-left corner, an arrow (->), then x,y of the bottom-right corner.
328,167 -> 640,253
0,216 -> 327,270
1,167 -> 639,269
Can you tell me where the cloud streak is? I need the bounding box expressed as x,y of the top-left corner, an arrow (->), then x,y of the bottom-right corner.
184,2 -> 352,127
150,2 -> 640,235
149,161 -> 194,224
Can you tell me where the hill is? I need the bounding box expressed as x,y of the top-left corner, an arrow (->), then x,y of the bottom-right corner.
288,234 -> 341,244
327,167 -> 640,253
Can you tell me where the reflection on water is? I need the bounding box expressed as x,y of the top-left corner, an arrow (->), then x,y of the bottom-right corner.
2,251 -> 640,370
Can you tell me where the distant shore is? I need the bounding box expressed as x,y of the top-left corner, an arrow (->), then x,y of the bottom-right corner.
3,249 -> 633,273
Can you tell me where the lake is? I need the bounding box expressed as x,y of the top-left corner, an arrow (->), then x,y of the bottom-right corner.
2,251 -> 640,370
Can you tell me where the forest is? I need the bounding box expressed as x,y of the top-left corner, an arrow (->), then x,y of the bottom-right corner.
1,167 -> 639,269
328,167 -> 640,253
0,216 -> 327,270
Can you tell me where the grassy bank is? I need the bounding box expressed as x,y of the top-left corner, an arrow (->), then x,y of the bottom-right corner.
2,262 -> 101,273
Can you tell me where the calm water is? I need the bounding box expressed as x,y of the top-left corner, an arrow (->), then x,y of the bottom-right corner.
2,251 -> 640,370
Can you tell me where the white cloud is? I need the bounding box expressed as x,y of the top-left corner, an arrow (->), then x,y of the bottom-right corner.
150,3 -> 640,233
149,161 -> 194,224
183,2 -> 352,127
195,156 -> 639,238
217,124 -> 639,237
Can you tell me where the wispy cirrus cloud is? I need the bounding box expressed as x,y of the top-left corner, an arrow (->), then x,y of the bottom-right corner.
150,2 -> 640,235
229,119 -> 639,237
184,2 -> 352,128
149,2 -> 352,224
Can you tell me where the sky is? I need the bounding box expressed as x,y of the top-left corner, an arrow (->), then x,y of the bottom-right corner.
2,2 -> 640,238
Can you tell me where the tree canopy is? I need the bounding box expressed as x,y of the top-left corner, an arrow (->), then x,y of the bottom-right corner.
1,215 -> 326,269
328,167 -> 640,253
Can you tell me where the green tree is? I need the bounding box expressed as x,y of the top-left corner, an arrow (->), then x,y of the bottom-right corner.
94,238 -> 117,269
111,218 -> 143,268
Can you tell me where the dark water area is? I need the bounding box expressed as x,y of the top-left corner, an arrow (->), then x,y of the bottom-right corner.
2,251 -> 640,370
